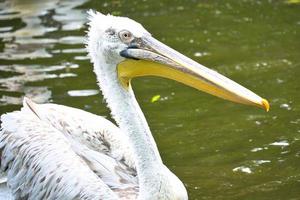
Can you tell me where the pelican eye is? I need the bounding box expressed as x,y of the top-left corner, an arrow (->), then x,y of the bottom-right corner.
119,30 -> 133,43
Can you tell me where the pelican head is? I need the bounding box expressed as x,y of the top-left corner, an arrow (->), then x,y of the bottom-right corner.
87,10 -> 269,111
86,10 -> 269,199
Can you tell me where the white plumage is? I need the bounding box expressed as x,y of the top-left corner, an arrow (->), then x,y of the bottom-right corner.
0,10 -> 188,200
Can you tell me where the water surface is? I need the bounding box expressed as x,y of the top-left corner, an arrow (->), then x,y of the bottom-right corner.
0,0 -> 299,199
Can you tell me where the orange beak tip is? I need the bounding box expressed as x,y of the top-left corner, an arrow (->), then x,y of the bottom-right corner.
262,99 -> 270,112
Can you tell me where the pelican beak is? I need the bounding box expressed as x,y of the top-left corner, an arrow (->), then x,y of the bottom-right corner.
118,35 -> 269,111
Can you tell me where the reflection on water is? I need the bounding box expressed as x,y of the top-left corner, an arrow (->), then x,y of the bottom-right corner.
0,0 -> 88,104
0,0 -> 300,199
67,89 -> 99,97
0,0 -> 86,59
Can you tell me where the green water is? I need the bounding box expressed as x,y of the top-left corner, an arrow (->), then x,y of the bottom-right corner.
0,0 -> 299,199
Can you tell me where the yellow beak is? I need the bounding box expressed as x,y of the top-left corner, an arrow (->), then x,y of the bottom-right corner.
117,35 -> 269,111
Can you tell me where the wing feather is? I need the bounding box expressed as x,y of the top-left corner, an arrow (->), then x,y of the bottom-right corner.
23,98 -> 139,195
0,98 -> 138,199
23,98 -> 136,169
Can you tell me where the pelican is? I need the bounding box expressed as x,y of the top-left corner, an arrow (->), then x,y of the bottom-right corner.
0,10 -> 269,200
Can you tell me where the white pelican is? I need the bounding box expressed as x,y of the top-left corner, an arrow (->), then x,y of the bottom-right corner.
0,10 -> 269,200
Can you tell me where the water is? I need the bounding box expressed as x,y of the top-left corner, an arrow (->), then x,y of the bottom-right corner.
0,0 -> 299,199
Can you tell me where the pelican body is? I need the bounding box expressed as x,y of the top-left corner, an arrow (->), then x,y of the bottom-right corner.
0,10 -> 269,200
